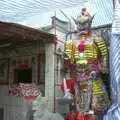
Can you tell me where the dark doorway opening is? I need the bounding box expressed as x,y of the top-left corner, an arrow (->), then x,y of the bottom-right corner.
14,68 -> 32,83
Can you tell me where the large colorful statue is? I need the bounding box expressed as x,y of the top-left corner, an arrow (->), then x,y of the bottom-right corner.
64,8 -> 110,115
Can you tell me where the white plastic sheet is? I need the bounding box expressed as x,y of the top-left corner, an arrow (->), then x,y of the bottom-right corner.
33,110 -> 64,120
104,1 -> 120,120
33,98 -> 64,120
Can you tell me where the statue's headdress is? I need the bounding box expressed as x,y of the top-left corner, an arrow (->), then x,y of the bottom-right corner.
73,8 -> 94,34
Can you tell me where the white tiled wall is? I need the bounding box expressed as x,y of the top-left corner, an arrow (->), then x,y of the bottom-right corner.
0,85 -> 31,120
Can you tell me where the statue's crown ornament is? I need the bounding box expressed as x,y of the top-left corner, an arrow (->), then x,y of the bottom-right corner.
72,8 -> 95,33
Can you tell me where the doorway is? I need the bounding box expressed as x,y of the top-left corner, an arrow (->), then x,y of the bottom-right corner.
14,68 -> 32,83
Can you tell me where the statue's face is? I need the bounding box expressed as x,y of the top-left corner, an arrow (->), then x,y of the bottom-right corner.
77,22 -> 90,34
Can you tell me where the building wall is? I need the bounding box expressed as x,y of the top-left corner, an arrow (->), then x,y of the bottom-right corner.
0,85 -> 31,120
0,42 -> 54,120
0,43 -> 45,89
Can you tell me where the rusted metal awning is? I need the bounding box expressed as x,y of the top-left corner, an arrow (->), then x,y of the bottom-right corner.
0,21 -> 54,46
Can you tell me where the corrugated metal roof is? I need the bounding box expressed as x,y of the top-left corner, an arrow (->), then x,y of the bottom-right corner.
58,0 -> 113,27
0,0 -> 88,22
0,21 -> 54,45
0,0 -> 113,27
90,0 -> 113,27
61,0 -> 114,27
